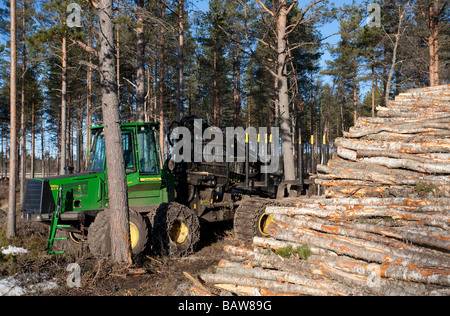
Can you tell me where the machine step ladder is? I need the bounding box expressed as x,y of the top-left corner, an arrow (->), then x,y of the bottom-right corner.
46,187 -> 71,255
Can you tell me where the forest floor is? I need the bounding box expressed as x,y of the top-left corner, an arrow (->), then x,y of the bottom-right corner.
0,181 -> 237,296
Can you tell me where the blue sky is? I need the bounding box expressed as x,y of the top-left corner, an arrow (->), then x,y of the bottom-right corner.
192,0 -> 366,88
0,0 -> 366,88
1,0 -> 362,70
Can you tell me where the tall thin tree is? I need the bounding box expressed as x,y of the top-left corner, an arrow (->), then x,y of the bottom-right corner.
60,31 -> 67,175
135,0 -> 146,122
8,0 -> 18,238
158,0 -> 166,159
98,0 -> 132,264
19,0 -> 27,206
176,0 -> 184,121
252,0 -> 324,181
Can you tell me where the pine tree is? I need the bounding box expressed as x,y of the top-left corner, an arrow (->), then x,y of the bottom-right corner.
8,0 -> 18,238
323,4 -> 364,127
98,0 -> 132,264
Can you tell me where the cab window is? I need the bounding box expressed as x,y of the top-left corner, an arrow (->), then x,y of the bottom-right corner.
87,130 -> 137,174
123,131 -> 136,174
87,132 -> 105,172
138,130 -> 159,175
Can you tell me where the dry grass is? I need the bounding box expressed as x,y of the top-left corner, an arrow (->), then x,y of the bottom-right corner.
0,201 -> 234,296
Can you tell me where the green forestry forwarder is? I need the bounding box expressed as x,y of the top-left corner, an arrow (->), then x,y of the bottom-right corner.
22,117 -> 299,258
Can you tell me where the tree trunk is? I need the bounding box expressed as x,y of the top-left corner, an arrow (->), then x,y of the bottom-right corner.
85,46 -> 93,165
60,34 -> 67,174
8,0 -> 17,238
20,0 -> 27,206
116,0 -> 121,107
213,39 -> 220,127
158,1 -> 165,160
277,1 -> 295,181
371,64 -> 375,118
232,36 -> 242,127
31,98 -> 35,178
77,94 -> 83,173
135,0 -> 145,122
176,0 -> 184,121
41,115 -> 44,177
98,0 -> 132,264
353,75 -> 357,125
428,1 -> 439,86
384,1 -> 409,106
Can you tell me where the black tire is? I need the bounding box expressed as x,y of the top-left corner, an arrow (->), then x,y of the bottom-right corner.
88,209 -> 149,259
150,202 -> 200,257
88,211 -> 111,259
233,198 -> 275,244
128,209 -> 150,256
54,230 -> 87,255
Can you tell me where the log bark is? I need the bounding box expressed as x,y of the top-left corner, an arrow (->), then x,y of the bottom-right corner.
220,245 -> 436,295
216,260 -> 353,296
317,164 -> 449,186
267,220 -> 450,269
270,214 -> 450,266
267,205 -> 449,229
335,138 -> 450,154
201,272 -> 332,296
346,123 -> 450,139
360,157 -> 449,174
253,236 -> 338,257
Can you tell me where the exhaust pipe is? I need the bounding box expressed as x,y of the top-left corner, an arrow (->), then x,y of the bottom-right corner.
64,166 -> 74,175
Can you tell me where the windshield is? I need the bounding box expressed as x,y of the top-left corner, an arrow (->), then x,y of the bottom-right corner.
87,130 -> 137,173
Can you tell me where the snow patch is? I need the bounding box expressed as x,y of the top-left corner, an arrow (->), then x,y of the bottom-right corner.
1,246 -> 29,256
0,273 -> 58,296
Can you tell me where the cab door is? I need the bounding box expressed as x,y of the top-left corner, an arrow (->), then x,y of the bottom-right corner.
103,130 -> 139,206
127,127 -> 163,207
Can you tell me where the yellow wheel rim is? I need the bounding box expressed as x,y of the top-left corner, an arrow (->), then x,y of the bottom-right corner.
68,232 -> 86,244
130,222 -> 139,250
169,220 -> 189,245
258,213 -> 275,236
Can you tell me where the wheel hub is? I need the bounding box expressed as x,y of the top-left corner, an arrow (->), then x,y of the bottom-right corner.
258,213 -> 275,236
129,222 -> 139,250
169,220 -> 189,245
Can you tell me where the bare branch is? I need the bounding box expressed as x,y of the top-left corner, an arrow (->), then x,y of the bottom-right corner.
286,0 -> 299,15
255,0 -> 274,16
70,38 -> 99,58
79,60 -> 99,71
87,0 -> 99,9
284,0 -> 324,38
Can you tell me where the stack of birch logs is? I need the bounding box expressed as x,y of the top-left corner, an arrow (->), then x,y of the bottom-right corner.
194,86 -> 450,296
314,84 -> 450,198
195,197 -> 450,296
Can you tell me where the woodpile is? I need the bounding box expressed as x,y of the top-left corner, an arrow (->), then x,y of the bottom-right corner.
195,197 -> 450,296
314,84 -> 450,198
192,86 -> 450,296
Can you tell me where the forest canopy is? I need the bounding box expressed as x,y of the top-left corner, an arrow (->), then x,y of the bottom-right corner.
0,0 -> 448,178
